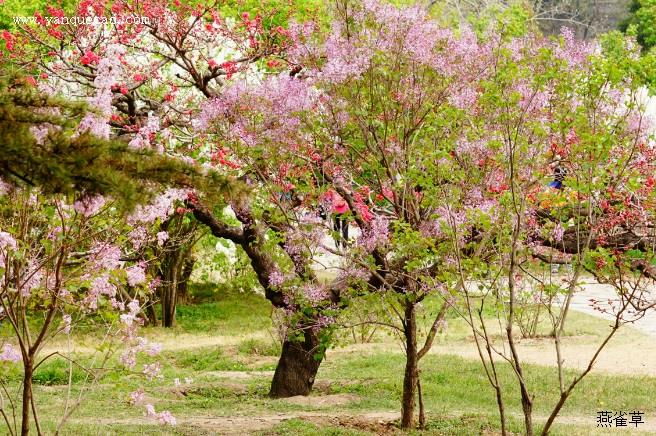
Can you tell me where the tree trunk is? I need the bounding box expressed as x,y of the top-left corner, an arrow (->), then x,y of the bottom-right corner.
21,361 -> 33,436
269,327 -> 322,398
161,282 -> 176,328
401,301 -> 419,429
144,298 -> 158,326
177,255 -> 195,305
160,248 -> 184,328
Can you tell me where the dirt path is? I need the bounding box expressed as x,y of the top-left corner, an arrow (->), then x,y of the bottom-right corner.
72,408 -> 656,435
330,325 -> 656,376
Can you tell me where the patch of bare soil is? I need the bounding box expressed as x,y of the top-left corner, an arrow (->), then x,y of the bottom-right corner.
180,411 -> 401,435
302,414 -> 400,435
280,393 -> 357,407
206,370 -> 274,379
78,411 -> 656,435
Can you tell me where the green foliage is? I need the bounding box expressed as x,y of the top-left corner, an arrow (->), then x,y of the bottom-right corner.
220,0 -> 324,28
602,30 -> 656,92
621,0 -> 656,52
468,2 -> 533,38
0,0 -> 77,29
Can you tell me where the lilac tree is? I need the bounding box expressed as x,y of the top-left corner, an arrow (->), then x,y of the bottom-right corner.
0,183 -> 179,435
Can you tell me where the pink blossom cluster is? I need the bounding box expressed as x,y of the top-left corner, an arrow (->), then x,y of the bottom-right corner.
128,188 -> 190,224
143,362 -> 162,380
0,178 -> 11,196
552,223 -> 565,242
129,389 -> 145,405
73,194 -> 106,217
128,227 -> 148,250
120,299 -> 142,331
419,280 -> 448,297
29,124 -> 50,145
19,262 -> 43,297
337,264 -> 371,283
358,216 -> 389,252
268,270 -> 286,287
420,207 -> 466,239
118,301 -> 160,369
128,113 -> 162,151
312,314 -> 335,332
28,107 -> 62,145
301,283 -> 329,306
78,44 -> 125,139
298,0 -> 446,83
85,274 -> 117,309
126,262 -> 147,287
156,231 -> 169,247
0,344 -> 21,362
62,314 -> 72,334
0,230 -> 17,251
554,27 -> 598,68
89,242 -> 122,270
196,75 -> 316,154
0,231 -> 17,269
145,404 -> 177,426
320,23 -> 373,83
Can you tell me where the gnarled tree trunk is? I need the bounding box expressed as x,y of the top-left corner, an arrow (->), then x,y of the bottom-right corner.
269,327 -> 322,398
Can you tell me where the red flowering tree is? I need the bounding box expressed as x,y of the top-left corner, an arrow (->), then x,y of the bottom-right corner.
5,0 -> 294,327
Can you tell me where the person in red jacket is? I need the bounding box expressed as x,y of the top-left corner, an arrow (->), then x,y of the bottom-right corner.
325,189 -> 350,249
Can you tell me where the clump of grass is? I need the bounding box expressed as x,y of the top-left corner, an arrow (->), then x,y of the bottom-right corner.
173,284 -> 273,334
164,346 -> 247,371
33,357 -> 89,386
237,338 -> 281,357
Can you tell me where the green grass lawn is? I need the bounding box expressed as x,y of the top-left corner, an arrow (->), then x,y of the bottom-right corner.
1,285 -> 654,435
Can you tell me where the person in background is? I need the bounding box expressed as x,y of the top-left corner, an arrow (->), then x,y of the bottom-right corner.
332,191 -> 350,249
548,161 -> 566,190
547,157 -> 569,274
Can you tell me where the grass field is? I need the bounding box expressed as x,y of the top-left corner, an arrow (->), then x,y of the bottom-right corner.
2,285 -> 655,435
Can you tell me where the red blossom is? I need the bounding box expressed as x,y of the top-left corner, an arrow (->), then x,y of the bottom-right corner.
80,50 -> 101,66
48,29 -> 63,39
0,30 -> 14,52
46,6 -> 65,19
220,61 -> 238,79
33,12 -> 47,26
186,192 -> 199,205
